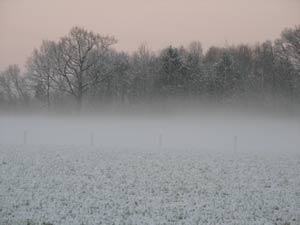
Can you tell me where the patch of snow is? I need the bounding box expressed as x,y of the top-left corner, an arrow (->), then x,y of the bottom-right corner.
0,145 -> 299,225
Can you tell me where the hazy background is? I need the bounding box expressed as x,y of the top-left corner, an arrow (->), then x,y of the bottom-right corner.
1,0 -> 300,70
0,113 -> 299,153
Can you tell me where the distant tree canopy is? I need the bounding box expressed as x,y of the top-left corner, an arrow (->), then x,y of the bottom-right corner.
0,25 -> 300,112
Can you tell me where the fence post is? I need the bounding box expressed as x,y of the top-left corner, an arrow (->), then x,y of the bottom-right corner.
158,134 -> 162,150
90,132 -> 94,146
23,130 -> 27,145
234,135 -> 237,153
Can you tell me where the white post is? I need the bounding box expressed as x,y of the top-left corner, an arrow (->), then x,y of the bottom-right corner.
158,134 -> 162,149
23,130 -> 27,145
234,135 -> 237,153
90,132 -> 94,146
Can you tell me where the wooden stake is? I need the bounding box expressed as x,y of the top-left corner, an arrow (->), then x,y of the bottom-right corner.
158,134 -> 162,149
23,130 -> 27,145
90,132 -> 94,146
234,135 -> 237,153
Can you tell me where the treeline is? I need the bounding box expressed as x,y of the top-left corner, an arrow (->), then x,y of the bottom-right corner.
0,26 -> 299,112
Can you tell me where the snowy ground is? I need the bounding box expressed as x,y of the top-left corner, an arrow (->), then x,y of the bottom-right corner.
1,145 -> 299,225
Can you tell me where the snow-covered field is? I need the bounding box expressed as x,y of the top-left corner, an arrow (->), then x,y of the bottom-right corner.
0,115 -> 300,224
1,145 -> 299,225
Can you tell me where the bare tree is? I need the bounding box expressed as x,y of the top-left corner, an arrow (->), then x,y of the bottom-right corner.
28,27 -> 117,110
27,41 -> 57,109
130,44 -> 156,101
0,65 -> 29,107
57,27 -> 117,109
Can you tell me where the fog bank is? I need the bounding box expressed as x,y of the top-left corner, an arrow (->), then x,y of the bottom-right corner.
0,112 -> 299,153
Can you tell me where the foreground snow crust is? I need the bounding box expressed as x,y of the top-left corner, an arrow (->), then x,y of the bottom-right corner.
0,145 -> 299,225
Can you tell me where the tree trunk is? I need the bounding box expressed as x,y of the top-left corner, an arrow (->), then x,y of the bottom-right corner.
47,74 -> 50,111
76,94 -> 82,111
77,73 -> 83,111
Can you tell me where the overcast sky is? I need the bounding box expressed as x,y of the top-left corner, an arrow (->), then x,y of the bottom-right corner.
0,0 -> 299,70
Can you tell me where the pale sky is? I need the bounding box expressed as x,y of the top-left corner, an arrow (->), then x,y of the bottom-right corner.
0,0 -> 299,70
